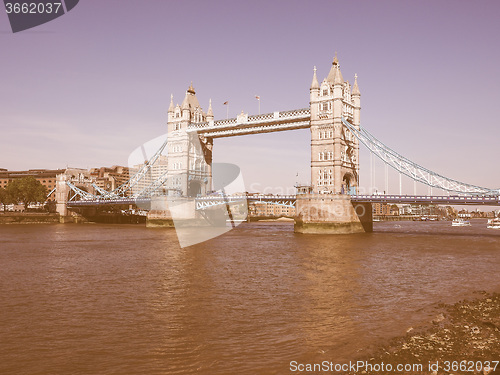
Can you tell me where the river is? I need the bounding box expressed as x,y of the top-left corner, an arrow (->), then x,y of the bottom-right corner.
0,220 -> 499,374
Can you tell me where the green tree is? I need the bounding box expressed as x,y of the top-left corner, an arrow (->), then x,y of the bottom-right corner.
0,186 -> 12,212
6,176 -> 47,211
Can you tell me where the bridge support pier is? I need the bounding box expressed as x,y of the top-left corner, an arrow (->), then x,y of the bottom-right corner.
294,194 -> 372,234
146,197 -> 175,227
146,196 -> 202,228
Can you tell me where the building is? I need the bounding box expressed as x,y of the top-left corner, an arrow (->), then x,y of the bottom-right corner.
372,203 -> 392,216
90,165 -> 130,193
0,168 -> 65,201
398,204 -> 450,218
130,155 -> 170,196
248,201 -> 296,217
309,55 -> 360,194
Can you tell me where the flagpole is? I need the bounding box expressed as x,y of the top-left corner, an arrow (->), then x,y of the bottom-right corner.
226,104 -> 229,119
255,95 -> 261,115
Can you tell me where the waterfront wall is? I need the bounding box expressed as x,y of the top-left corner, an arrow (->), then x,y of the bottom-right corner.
0,213 -> 60,224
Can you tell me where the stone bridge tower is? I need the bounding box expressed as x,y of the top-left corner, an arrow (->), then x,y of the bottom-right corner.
167,83 -> 213,197
295,56 -> 370,234
309,55 -> 360,194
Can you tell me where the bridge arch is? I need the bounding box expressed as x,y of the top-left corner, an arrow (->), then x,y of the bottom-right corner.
343,172 -> 355,193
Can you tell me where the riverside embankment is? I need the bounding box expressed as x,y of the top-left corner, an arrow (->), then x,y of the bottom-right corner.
0,213 -> 59,224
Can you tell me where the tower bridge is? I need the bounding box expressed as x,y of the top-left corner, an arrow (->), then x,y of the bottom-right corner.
59,55 -> 499,233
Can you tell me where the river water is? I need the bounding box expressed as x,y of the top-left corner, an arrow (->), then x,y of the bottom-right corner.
1,221 -> 499,374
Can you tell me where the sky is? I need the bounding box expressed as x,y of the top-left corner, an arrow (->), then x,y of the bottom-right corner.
1,0 -> 499,195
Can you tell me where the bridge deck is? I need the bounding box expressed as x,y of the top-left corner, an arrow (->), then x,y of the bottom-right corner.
186,108 -> 310,138
66,194 -> 500,209
351,194 -> 500,205
67,198 -> 151,207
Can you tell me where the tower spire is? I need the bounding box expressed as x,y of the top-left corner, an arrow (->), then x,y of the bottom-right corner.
181,92 -> 189,110
352,74 -> 360,96
310,66 -> 319,89
327,53 -> 340,83
333,64 -> 344,85
168,94 -> 174,112
207,98 -> 213,117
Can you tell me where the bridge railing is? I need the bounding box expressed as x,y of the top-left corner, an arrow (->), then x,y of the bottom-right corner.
248,113 -> 274,122
278,108 -> 310,118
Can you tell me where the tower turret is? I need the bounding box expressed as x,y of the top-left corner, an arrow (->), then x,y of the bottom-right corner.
352,74 -> 361,128
168,94 -> 175,122
207,99 -> 214,121
181,91 -> 190,120
352,74 -> 360,97
351,74 -> 361,177
333,65 -> 344,86
310,66 -> 320,90
310,66 -> 320,118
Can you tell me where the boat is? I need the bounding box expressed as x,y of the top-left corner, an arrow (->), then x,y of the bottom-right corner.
487,218 -> 500,229
452,218 -> 471,227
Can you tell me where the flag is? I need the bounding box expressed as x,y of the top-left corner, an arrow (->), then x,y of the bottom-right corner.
223,101 -> 228,105
255,95 -> 260,100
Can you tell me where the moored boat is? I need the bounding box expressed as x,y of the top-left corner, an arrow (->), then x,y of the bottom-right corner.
487,217 -> 500,229
452,218 -> 471,227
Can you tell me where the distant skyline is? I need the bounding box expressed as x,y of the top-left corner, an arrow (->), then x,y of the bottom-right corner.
1,0 -> 499,195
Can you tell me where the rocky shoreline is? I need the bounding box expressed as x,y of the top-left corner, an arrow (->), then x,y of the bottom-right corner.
348,292 -> 500,375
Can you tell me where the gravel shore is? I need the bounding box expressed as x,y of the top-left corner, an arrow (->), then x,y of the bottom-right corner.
347,292 -> 500,375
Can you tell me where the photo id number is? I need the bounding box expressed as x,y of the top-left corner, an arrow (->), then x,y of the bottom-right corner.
5,3 -> 63,14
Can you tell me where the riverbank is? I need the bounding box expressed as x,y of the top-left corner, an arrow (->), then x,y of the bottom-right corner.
0,212 -> 59,224
346,292 -> 500,375
0,212 -> 147,224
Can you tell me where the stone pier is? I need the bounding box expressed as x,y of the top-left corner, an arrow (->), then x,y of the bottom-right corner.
146,196 -> 175,227
294,193 -> 372,234
146,196 -> 203,228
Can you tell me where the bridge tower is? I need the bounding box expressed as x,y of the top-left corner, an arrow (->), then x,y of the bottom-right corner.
295,55 -> 370,234
309,55 -> 360,194
166,83 -> 213,197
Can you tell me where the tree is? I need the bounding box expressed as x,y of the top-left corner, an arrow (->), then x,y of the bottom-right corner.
0,186 -> 11,212
6,176 -> 47,211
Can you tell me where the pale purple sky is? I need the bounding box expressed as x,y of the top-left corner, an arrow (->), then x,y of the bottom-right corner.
1,0 -> 499,194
